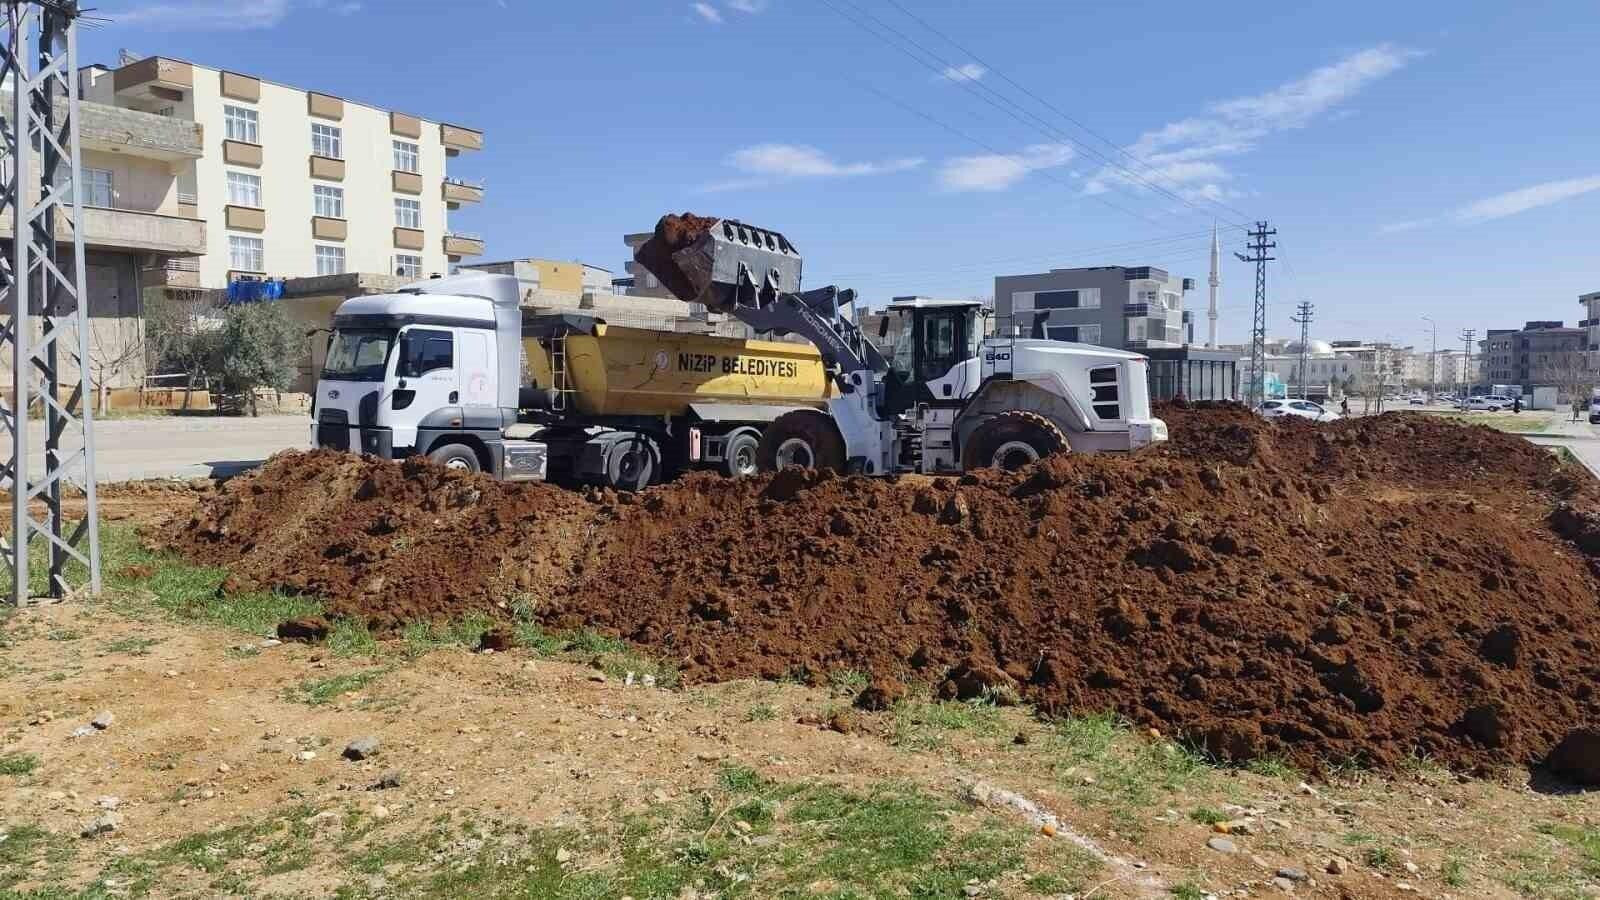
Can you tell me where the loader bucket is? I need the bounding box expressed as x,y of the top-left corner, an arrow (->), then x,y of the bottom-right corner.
633,213 -> 803,312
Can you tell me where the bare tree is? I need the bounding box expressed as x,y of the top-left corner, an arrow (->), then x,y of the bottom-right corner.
145,289 -> 223,410
82,316 -> 145,415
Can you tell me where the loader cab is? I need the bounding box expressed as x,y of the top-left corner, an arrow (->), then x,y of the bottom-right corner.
880,298 -> 984,416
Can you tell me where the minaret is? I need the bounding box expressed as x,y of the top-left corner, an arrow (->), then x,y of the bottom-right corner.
1207,223 -> 1221,348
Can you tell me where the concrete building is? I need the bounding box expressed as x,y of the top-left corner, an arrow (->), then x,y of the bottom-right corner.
1479,321 -> 1588,396
79,55 -> 484,290
0,88 -> 206,393
993,265 -> 1195,351
1580,290 -> 1600,356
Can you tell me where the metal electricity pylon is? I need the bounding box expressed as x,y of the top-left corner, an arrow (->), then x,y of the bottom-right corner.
1235,222 -> 1276,407
1,0 -> 102,605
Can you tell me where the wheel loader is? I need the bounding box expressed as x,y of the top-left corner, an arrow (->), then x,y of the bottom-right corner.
633,213 -> 1167,475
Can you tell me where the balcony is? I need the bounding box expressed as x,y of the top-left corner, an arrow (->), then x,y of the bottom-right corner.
112,57 -> 192,103
312,216 -> 347,241
140,257 -> 201,289
309,155 -> 345,181
224,205 -> 265,232
391,170 -> 422,194
0,204 -> 206,256
393,227 -> 424,251
442,177 -> 484,208
223,140 -> 262,167
79,100 -> 202,164
440,123 -> 483,155
443,232 -> 484,259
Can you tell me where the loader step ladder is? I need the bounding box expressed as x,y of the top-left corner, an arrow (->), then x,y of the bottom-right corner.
548,332 -> 577,413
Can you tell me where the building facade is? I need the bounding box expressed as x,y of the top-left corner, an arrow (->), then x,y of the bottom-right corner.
1580,290 -> 1600,357
1479,321 -> 1588,396
79,56 -> 484,291
993,265 -> 1194,350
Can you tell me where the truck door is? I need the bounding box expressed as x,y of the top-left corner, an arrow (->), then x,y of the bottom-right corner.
394,327 -> 456,448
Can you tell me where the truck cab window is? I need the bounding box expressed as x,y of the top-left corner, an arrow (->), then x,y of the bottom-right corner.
916,310 -> 965,383
399,329 -> 454,378
321,329 -> 394,382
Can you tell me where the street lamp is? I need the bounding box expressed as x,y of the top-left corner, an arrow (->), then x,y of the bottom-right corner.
1422,316 -> 1437,402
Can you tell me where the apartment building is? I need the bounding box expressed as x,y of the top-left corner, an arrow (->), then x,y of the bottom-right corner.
993,265 -> 1195,350
79,55 -> 484,291
1479,321 -> 1588,395
1580,290 -> 1600,356
0,89 -> 206,392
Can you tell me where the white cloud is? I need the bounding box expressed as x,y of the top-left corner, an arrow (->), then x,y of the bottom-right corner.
727,0 -> 768,11
112,0 -> 360,29
1088,44 -> 1420,202
705,143 -> 923,191
692,2 -> 723,23
937,144 -> 1074,192
940,63 -> 987,83
1382,174 -> 1600,232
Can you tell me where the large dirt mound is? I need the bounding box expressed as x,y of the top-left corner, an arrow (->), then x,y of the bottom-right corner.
161,450 -> 592,630
159,412 -> 1600,774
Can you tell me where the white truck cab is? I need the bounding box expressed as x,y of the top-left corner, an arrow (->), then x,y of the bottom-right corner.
312,273 -> 546,479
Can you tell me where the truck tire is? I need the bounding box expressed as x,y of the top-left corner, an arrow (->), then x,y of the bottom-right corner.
962,411 -> 1068,472
756,410 -> 845,473
605,436 -> 656,492
428,442 -> 482,473
723,430 -> 761,478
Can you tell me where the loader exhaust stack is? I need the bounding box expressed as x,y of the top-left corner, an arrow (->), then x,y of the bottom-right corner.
634,213 -> 803,312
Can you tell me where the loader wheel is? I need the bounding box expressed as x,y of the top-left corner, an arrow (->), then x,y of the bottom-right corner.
428,442 -> 482,473
756,410 -> 846,473
962,411 -> 1068,472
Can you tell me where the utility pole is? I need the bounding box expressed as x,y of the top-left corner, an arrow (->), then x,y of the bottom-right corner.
1291,301 -> 1314,400
1459,328 -> 1476,410
1235,221 -> 1276,407
1,0 -> 102,606
1421,316 -> 1437,402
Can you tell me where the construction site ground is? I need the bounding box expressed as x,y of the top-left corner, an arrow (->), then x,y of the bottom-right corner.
4,406 -> 1600,899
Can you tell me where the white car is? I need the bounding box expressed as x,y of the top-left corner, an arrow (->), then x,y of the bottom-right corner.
1465,397 -> 1506,411
1257,399 -> 1341,422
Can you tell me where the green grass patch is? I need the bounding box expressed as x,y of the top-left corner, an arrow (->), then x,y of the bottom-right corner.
1243,755 -> 1301,781
1187,807 -> 1227,826
1170,881 -> 1208,900
826,668 -> 869,697
890,697 -> 1011,751
326,619 -> 379,658
284,669 -> 387,706
743,703 -> 777,722
101,635 -> 160,656
0,753 -> 39,776
1536,823 -> 1600,878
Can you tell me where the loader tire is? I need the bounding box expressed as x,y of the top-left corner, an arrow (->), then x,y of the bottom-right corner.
756,410 -> 846,473
962,411 -> 1068,472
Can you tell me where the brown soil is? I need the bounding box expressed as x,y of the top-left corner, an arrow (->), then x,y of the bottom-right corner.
160,450 -> 592,631
632,211 -> 719,304
159,409 -> 1600,776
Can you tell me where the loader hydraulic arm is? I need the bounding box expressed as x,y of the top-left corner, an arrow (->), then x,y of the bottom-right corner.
633,214 -> 886,378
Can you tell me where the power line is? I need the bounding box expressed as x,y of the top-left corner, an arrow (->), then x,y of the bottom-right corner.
875,0 -> 1258,226
825,228 -> 1216,283
816,0 -> 1252,230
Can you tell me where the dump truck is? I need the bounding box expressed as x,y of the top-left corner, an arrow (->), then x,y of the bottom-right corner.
310,272 -> 830,488
633,213 -> 1166,474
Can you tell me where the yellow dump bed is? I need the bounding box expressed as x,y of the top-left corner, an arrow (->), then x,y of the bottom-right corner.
523,322 -> 830,417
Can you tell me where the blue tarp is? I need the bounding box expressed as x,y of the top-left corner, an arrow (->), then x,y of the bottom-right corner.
226,278 -> 286,304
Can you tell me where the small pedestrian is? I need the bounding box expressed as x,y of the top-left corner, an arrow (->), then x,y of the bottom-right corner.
1573,396 -> 1584,423
1340,396 -> 1350,417
1513,395 -> 1522,414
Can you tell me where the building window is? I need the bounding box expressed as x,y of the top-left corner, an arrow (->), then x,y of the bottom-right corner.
229,235 -> 264,273
1089,365 -> 1121,420
313,184 -> 344,219
392,140 -> 419,173
394,198 -> 421,229
311,123 -> 342,159
393,254 -> 422,278
315,245 -> 346,276
1044,324 -> 1101,344
224,104 -> 258,143
226,171 -> 262,207
83,167 -> 113,207
1015,288 -> 1100,310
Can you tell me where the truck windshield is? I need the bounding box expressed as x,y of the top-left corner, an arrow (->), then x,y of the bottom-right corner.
321,329 -> 395,382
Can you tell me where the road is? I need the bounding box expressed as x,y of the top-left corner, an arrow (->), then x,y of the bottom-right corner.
1519,415 -> 1600,479
9,414 -> 310,485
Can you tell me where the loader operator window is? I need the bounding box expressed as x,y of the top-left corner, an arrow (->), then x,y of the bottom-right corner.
398,329 -> 453,378
321,329 -> 394,382
1089,366 -> 1121,420
916,311 -> 965,383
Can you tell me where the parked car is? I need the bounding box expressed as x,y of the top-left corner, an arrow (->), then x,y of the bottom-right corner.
1407,395 -> 1427,405
1257,399 -> 1341,422
1466,396 -> 1506,411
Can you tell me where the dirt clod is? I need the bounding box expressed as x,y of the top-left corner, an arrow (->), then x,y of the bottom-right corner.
276,617 -> 330,643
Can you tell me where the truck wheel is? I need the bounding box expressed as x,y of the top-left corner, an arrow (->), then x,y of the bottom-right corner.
428,442 -> 482,473
756,410 -> 845,472
606,437 -> 656,491
723,431 -> 760,478
962,411 -> 1068,472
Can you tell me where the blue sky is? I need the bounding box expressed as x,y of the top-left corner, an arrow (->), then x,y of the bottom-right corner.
94,0 -> 1600,350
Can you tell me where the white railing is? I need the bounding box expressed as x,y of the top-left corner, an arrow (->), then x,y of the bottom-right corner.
445,231 -> 483,241
443,175 -> 484,189
163,257 -> 199,272
177,192 -> 197,204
